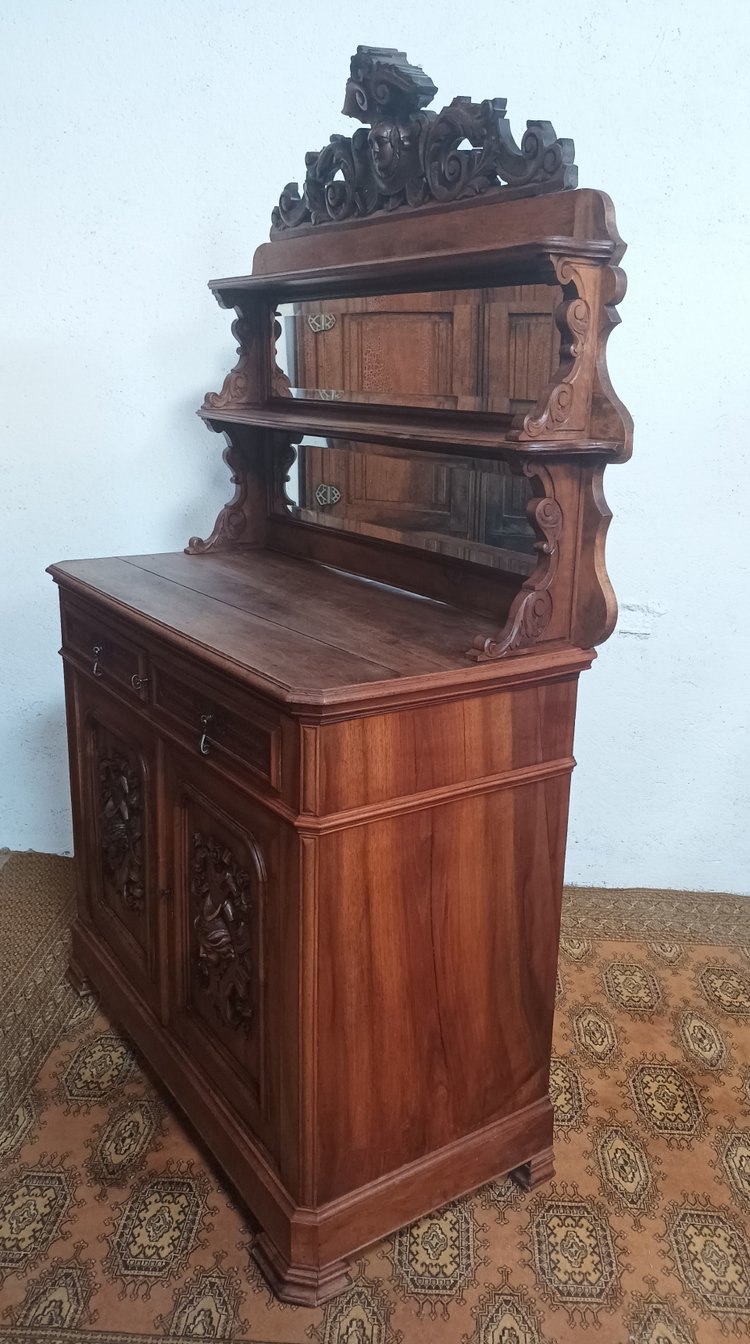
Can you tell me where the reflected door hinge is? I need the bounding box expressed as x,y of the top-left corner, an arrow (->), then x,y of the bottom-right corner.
306,312 -> 336,333
315,483 -> 342,508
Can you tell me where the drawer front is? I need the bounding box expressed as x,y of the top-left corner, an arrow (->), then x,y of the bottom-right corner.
61,598 -> 150,702
152,658 -> 281,790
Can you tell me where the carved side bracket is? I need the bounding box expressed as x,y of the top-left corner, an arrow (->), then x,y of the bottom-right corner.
202,315 -> 259,413
469,463 -> 562,661
590,264 -> 633,460
272,434 -> 301,513
186,437 -> 254,554
185,425 -> 300,555
271,46 -> 576,234
573,462 -> 617,647
202,308 -> 291,417
510,257 -> 598,442
271,316 -> 292,399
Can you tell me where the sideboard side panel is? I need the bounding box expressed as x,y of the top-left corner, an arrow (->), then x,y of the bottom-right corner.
313,677 -> 577,814
313,770 -> 571,1203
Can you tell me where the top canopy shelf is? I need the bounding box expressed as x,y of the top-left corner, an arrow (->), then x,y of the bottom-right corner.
209,234 -> 615,305
215,188 -> 622,304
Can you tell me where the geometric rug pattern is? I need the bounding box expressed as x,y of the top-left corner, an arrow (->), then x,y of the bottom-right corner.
1,851 -> 750,1342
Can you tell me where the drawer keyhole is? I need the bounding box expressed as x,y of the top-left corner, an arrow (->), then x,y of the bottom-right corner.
92,645 -> 104,678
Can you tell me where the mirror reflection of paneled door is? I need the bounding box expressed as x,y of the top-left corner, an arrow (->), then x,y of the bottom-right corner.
284,287 -> 560,556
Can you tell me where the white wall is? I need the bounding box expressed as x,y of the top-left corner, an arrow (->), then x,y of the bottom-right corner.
1,0 -> 748,892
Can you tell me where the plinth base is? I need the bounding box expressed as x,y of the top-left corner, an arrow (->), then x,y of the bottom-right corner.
252,1233 -> 352,1306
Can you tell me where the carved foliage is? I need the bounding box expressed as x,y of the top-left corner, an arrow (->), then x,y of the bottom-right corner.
98,751 -> 144,912
470,463 -> 562,660
190,832 -> 256,1032
272,46 -> 576,233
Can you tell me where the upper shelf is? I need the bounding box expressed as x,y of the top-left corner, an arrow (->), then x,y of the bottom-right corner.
198,401 -> 622,459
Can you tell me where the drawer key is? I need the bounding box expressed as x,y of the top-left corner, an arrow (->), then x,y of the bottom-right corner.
199,713 -> 213,756
130,673 -> 150,691
91,645 -> 104,678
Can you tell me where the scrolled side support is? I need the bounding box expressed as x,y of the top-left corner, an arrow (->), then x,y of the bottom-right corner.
185,428 -> 267,555
202,313 -> 260,413
469,463 -> 562,661
510,256 -> 597,443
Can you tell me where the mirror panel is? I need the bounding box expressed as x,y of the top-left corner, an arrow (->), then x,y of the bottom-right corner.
278,437 -> 537,575
274,285 -> 562,415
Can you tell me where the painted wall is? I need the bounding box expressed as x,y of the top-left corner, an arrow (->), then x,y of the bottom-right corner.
1,1 -> 748,892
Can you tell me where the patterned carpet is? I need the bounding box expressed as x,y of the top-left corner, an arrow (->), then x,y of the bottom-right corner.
2,853 -> 750,1342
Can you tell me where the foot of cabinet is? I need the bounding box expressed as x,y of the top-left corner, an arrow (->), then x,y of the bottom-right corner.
68,957 -> 95,997
252,1233 -> 352,1306
510,1145 -> 555,1191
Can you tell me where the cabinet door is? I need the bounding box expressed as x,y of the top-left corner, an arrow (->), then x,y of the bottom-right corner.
164,748 -> 293,1148
74,679 -> 161,1008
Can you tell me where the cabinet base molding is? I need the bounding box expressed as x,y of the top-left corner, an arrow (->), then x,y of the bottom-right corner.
252,1234 -> 352,1307
70,918 -> 555,1303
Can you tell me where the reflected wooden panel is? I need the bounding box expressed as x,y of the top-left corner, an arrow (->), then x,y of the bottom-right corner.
275,285 -> 562,415
279,437 -> 537,575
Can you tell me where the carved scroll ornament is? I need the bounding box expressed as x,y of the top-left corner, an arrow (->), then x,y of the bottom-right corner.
470,464 -> 562,660
191,832 -> 257,1032
186,438 -> 253,554
510,257 -> 597,442
99,751 -> 145,912
272,46 -> 576,233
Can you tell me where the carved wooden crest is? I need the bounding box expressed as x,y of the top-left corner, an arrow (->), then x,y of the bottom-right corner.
272,46 -> 576,233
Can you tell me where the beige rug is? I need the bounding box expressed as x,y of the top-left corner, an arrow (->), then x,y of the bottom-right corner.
2,853 -> 750,1342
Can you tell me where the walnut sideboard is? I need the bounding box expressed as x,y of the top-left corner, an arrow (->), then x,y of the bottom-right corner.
49,46 -> 632,1305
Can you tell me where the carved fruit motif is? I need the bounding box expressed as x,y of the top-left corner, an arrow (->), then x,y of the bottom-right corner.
190,833 -> 255,1032
99,752 -> 144,913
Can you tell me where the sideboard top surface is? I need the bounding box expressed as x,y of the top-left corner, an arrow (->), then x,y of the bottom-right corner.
49,549 -> 591,710
48,549 -> 486,696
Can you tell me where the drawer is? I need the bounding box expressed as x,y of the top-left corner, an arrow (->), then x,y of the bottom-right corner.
151,657 -> 281,790
61,598 -> 150,702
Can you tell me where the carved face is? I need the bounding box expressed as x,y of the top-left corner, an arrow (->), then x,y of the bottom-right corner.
368,120 -> 400,179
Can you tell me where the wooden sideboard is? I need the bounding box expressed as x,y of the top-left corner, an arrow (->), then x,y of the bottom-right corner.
49,46 -> 631,1305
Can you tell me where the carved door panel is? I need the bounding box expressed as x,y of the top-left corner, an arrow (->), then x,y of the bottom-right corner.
75,682 -> 160,1006
164,749 -> 290,1142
